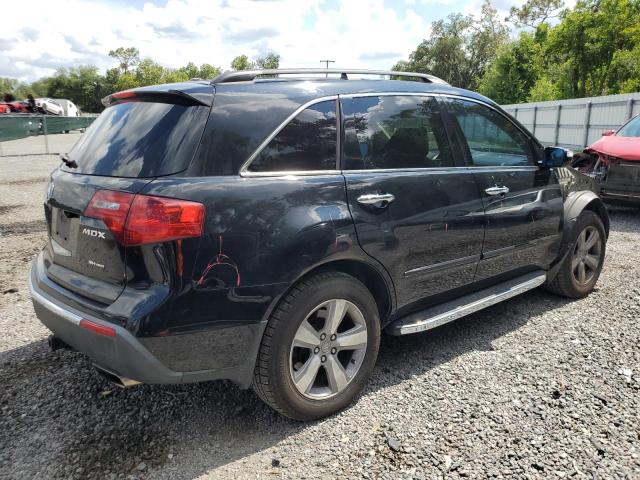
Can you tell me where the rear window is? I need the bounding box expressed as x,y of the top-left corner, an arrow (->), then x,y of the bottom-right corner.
64,102 -> 209,178
248,100 -> 337,172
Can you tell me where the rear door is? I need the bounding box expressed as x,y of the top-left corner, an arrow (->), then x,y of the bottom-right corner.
43,94 -> 211,304
442,97 -> 563,281
341,94 -> 485,310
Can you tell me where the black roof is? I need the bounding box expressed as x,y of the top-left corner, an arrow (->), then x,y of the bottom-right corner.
122,74 -> 498,111
212,78 -> 496,107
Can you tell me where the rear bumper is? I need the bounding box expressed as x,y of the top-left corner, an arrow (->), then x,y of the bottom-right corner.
29,257 -> 265,388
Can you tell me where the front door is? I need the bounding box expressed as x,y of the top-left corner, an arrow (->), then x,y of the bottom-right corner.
341,94 -> 485,309
443,97 -> 563,281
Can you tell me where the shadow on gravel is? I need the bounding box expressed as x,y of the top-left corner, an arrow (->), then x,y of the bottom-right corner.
605,206 -> 640,234
0,177 -> 49,187
0,220 -> 47,236
0,204 -> 23,215
0,288 -> 575,479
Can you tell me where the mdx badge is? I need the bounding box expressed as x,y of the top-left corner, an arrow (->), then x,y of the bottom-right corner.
82,228 -> 106,239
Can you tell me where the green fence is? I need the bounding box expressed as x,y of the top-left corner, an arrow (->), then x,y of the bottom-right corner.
0,115 -> 96,142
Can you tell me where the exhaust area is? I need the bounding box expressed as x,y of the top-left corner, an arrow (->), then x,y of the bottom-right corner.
93,365 -> 142,388
48,335 -> 74,352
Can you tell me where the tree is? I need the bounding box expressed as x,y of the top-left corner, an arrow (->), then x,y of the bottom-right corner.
254,53 -> 280,70
527,76 -> 562,101
507,0 -> 564,29
108,47 -> 140,74
197,63 -> 221,79
178,62 -> 221,79
46,66 -> 105,112
0,77 -> 21,95
1,50 -> 235,112
162,69 -> 189,84
230,54 -> 253,71
104,68 -> 137,96
21,77 -> 51,98
546,0 -> 640,98
393,1 -> 508,90
608,44 -> 640,93
136,58 -> 165,86
479,32 -> 543,104
180,61 -> 200,79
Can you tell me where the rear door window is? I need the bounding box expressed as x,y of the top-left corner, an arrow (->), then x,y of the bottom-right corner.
247,100 -> 337,172
64,101 -> 209,178
341,95 -> 454,170
446,99 -> 534,167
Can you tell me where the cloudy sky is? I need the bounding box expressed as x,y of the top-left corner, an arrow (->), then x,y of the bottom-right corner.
2,0 -> 527,82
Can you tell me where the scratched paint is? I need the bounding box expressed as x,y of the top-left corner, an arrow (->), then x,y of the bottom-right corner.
196,235 -> 241,288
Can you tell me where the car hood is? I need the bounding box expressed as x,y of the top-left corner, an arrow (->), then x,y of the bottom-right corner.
588,135 -> 640,161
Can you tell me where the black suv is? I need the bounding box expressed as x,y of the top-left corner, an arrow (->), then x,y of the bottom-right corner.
30,69 -> 609,420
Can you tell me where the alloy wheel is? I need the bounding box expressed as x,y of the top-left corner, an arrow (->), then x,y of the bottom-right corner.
571,225 -> 602,285
289,299 -> 368,400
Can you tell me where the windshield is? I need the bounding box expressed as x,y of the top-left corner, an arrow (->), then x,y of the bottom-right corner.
64,101 -> 209,178
618,115 -> 640,137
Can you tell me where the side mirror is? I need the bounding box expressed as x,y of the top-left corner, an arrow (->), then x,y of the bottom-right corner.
602,129 -> 616,136
542,146 -> 572,168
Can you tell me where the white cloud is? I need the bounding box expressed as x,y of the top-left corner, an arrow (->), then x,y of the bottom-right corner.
0,0 -> 437,81
1,0 -> 555,82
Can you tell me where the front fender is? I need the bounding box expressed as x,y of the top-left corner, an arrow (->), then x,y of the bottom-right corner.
560,190 -> 609,256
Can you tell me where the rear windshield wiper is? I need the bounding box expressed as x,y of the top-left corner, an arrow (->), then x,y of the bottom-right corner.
60,153 -> 77,169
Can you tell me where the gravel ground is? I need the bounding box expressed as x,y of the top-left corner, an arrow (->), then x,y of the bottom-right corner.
0,131 -> 83,156
1,142 -> 639,479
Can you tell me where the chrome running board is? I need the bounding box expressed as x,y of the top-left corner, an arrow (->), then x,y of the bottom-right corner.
386,271 -> 547,336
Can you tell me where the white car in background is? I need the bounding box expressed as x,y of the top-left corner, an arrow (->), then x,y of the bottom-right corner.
35,98 -> 64,115
52,99 -> 80,116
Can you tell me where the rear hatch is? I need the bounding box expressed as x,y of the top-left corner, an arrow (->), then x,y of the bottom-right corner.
43,85 -> 212,304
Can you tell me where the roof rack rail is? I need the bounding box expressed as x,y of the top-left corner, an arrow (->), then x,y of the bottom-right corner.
211,68 -> 449,85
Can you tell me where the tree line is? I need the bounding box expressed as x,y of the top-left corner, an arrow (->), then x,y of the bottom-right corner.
1,0 -> 638,112
0,49 -> 279,113
394,0 -> 640,104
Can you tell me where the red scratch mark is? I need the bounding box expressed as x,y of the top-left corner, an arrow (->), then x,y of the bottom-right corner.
197,235 -> 241,287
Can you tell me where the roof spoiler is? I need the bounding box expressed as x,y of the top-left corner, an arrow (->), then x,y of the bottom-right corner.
102,89 -> 212,108
211,68 -> 449,85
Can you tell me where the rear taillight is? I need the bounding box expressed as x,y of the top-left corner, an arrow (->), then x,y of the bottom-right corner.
84,190 -> 205,246
84,190 -> 133,244
125,194 -> 205,245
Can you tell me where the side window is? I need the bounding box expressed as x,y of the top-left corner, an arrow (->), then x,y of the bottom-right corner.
448,99 -> 534,167
248,100 -> 337,172
342,95 -> 454,170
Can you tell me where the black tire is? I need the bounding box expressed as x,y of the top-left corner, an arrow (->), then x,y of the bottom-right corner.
252,272 -> 380,421
546,210 -> 606,298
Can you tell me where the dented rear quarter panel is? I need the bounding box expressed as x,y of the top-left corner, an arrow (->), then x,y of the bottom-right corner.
555,166 -> 609,257
138,174 -> 393,337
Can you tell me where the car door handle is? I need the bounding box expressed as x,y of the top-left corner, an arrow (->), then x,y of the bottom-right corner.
357,193 -> 395,208
485,186 -> 510,196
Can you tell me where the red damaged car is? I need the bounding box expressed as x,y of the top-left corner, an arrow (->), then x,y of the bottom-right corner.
572,114 -> 640,205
